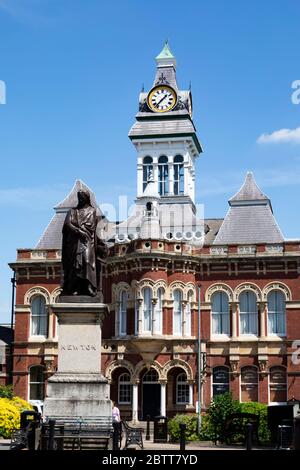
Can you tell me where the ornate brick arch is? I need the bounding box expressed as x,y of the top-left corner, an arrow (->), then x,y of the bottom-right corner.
105,360 -> 135,383
112,282 -> 131,303
205,283 -> 234,303
135,279 -> 155,298
50,287 -> 62,304
185,283 -> 196,302
162,359 -> 194,381
133,360 -> 163,382
234,283 -> 262,302
24,286 -> 51,305
262,282 -> 291,301
169,281 -> 185,300
153,279 -> 168,298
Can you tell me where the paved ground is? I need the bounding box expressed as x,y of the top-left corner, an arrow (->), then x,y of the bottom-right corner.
0,437 -> 274,451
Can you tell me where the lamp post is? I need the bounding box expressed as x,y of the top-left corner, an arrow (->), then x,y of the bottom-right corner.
197,285 -> 202,435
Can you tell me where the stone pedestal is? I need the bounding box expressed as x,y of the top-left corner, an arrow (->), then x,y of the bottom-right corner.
44,301 -> 111,419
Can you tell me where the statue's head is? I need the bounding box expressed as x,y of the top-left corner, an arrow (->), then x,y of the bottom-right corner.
77,190 -> 91,206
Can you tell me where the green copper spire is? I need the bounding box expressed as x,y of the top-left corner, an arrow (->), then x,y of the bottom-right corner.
156,41 -> 175,60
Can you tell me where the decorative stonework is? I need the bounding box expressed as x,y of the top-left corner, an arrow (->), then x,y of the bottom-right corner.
262,282 -> 291,301
50,287 -> 62,304
210,246 -> 228,255
234,283 -> 262,302
24,286 -> 51,305
229,357 -> 239,376
238,246 -> 256,255
265,244 -> 284,254
258,357 -> 269,376
161,359 -> 193,381
105,360 -> 135,382
133,360 -> 163,382
31,251 -> 47,259
205,283 -> 234,302
153,280 -> 168,297
112,282 -> 131,303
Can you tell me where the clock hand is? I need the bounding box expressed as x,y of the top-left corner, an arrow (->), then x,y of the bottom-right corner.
157,94 -> 168,106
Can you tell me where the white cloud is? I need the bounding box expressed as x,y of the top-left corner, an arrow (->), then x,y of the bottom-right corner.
257,127 -> 300,144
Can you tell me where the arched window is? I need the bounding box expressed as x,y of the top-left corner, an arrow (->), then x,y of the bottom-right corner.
29,365 -> 45,401
158,155 -> 169,196
155,288 -> 163,334
212,366 -> 230,397
31,295 -> 48,336
173,155 -> 184,195
269,366 -> 287,403
241,366 -> 258,402
119,291 -> 127,336
143,156 -> 153,191
173,289 -> 182,335
118,372 -> 132,404
143,287 -> 152,333
211,291 -> 230,335
267,291 -> 286,336
176,373 -> 189,404
185,291 -> 192,336
239,291 -> 258,335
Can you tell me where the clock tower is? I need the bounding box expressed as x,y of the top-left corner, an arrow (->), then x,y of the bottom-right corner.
129,42 -> 202,209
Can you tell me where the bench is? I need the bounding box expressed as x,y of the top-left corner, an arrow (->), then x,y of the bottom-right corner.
121,420 -> 144,450
42,416 -> 113,450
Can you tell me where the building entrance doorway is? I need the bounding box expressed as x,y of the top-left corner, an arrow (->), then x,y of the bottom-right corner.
141,369 -> 160,420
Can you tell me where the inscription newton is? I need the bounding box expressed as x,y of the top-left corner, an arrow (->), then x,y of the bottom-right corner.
60,344 -> 97,351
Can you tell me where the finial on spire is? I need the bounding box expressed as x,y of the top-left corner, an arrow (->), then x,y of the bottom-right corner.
141,83 -> 144,92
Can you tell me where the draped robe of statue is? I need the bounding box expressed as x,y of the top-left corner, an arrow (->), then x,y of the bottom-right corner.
62,191 -> 99,296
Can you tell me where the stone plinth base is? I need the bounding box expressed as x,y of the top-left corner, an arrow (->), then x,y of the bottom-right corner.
44,373 -> 111,418
43,301 -> 111,420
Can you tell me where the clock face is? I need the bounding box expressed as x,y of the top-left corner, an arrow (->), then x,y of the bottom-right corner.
147,85 -> 177,113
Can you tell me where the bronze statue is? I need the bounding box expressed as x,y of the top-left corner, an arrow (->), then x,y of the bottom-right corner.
61,189 -> 107,297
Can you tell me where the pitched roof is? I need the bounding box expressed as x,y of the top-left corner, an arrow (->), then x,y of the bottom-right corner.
36,180 -> 103,250
156,41 -> 175,60
55,179 -> 98,212
213,172 -> 284,245
229,172 -> 269,204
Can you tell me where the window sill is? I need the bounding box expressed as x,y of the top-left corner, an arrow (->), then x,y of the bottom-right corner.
210,335 -> 230,342
28,336 -> 48,342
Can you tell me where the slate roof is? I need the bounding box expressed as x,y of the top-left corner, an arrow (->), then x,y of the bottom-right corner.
36,180 -> 104,250
213,172 -> 284,245
229,171 -> 269,203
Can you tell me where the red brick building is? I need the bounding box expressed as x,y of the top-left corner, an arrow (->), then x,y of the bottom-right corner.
9,44 -> 300,420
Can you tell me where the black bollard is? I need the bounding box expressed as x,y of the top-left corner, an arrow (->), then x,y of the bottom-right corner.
294,414 -> 300,450
113,421 -> 121,450
146,415 -> 150,441
48,419 -> 56,451
245,423 -> 253,451
179,423 -> 186,451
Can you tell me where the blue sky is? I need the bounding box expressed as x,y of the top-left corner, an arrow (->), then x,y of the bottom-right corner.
1,0 -> 300,322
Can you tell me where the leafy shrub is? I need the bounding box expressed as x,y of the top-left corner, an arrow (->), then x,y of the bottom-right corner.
0,385 -> 13,399
0,398 -> 20,438
239,402 -> 271,445
11,397 -> 33,413
168,414 -> 199,442
0,397 -> 33,438
207,392 -> 240,442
